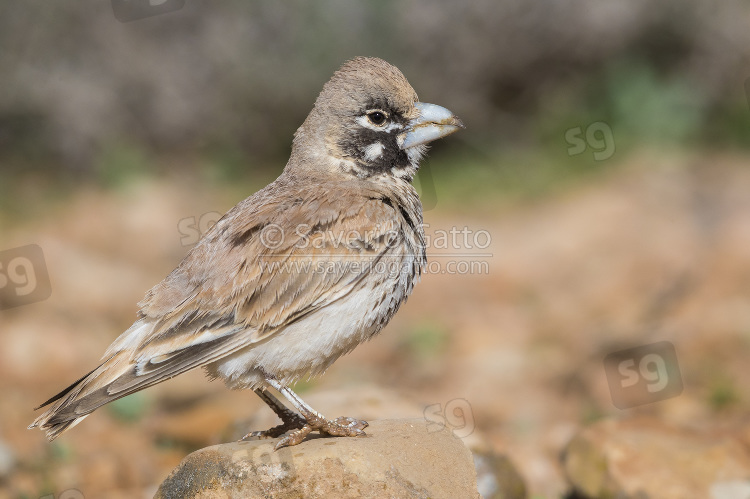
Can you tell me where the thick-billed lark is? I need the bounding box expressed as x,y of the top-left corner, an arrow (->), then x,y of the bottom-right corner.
30,57 -> 463,448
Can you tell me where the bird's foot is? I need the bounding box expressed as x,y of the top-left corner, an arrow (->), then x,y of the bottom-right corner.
240,411 -> 307,440
274,414 -> 368,450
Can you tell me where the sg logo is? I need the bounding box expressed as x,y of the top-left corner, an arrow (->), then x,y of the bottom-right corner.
178,211 -> 222,247
565,122 -> 616,161
604,341 -> 683,409
423,398 -> 475,438
0,244 -> 52,310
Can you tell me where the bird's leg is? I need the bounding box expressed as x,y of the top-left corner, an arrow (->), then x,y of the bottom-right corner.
240,388 -> 307,440
266,379 -> 368,450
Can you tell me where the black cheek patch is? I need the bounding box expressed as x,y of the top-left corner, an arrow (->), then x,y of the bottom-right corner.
339,127 -> 411,175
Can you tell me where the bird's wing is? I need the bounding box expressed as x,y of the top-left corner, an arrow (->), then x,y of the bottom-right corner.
131,183 -> 408,356
109,183 -> 411,393
32,183 -> 414,437
114,185 -> 410,390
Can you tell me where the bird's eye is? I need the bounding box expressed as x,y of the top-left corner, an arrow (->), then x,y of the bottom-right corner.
366,111 -> 387,126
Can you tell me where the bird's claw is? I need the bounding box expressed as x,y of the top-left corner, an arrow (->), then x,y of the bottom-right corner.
240,413 -> 307,441
273,415 -> 368,450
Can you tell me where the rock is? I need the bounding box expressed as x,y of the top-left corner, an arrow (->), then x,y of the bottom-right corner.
154,418 -> 480,499
226,387 -> 527,498
561,418 -> 750,499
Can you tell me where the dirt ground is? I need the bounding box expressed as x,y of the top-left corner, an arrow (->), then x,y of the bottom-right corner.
2,151 -> 750,498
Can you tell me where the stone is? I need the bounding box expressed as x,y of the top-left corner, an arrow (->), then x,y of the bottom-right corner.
154,418 -> 480,499
561,418 -> 750,499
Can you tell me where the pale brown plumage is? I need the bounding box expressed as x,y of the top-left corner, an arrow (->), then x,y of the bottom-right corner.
30,57 -> 463,447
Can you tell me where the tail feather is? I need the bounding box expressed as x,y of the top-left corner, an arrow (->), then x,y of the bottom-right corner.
34,415 -> 90,441
28,355 -> 127,441
29,333 -> 244,441
33,366 -> 99,411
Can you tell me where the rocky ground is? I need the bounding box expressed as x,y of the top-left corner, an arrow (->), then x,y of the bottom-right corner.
2,151 -> 750,498
155,419 -> 480,499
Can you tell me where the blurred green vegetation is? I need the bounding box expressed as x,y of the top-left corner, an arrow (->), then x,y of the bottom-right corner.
94,142 -> 153,189
106,392 -> 150,423
400,321 -> 450,363
707,376 -> 740,412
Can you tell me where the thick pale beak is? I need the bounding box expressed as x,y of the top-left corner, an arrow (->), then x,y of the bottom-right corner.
399,102 -> 465,150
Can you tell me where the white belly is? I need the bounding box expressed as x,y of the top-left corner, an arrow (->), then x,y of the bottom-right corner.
206,268 -> 415,389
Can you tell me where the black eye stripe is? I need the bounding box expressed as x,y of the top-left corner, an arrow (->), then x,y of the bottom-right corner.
359,101 -> 409,127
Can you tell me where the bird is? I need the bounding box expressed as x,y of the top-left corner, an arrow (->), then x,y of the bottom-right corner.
29,56 -> 464,449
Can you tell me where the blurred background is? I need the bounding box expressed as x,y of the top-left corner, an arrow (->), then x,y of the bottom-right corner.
2,1 -> 750,497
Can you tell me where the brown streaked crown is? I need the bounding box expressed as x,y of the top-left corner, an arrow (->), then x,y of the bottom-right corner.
314,57 -> 419,118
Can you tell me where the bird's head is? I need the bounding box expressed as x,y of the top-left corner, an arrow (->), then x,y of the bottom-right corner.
289,57 -> 464,182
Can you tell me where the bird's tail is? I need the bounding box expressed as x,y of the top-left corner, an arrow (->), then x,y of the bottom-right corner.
29,318 -> 246,440
28,353 -> 135,441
